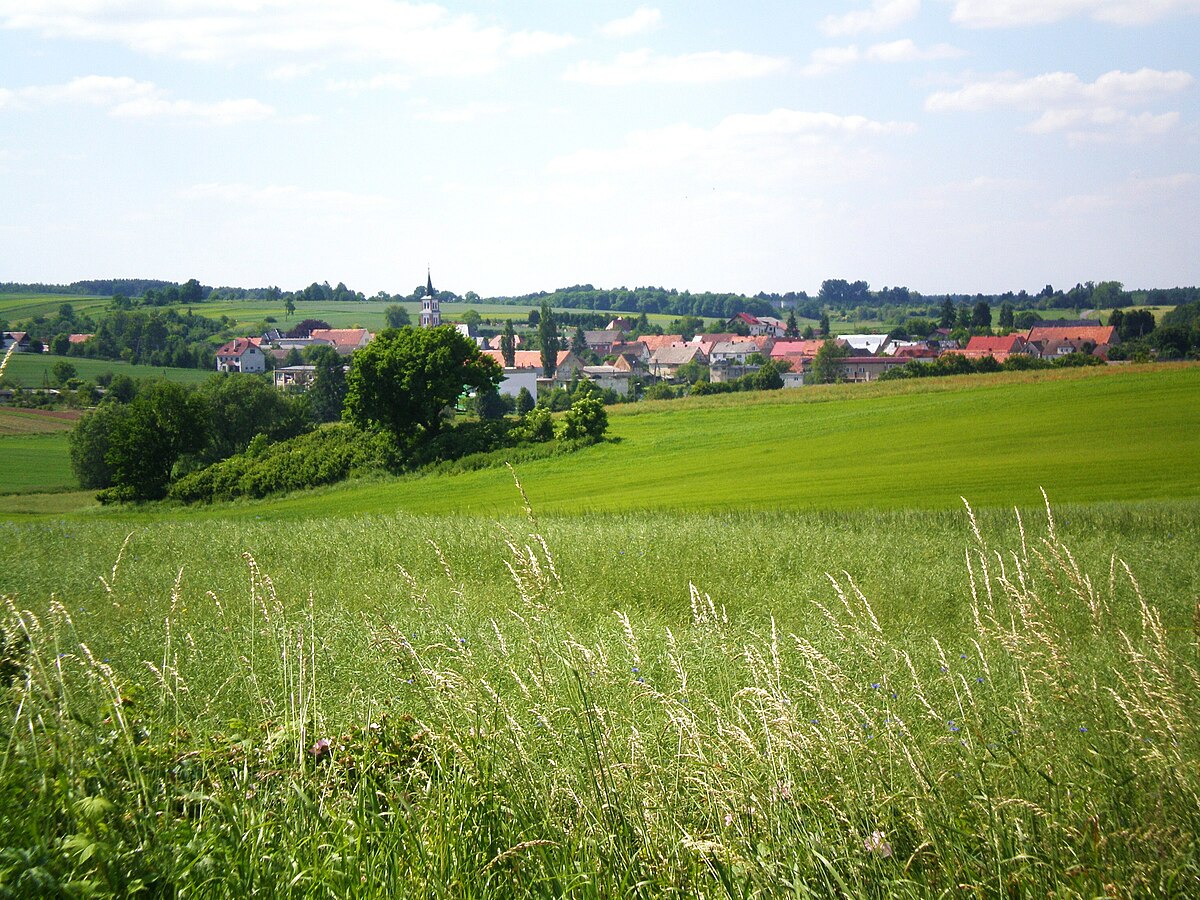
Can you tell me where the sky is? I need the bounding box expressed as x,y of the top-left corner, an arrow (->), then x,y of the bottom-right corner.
1,1 -> 1198,299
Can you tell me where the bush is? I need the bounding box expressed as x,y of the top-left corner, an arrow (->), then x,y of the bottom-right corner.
557,397 -> 607,445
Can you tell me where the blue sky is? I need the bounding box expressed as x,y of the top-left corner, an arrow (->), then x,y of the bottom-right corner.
1,1 -> 1197,297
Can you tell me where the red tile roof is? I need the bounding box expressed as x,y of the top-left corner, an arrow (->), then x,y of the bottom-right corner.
1027,324 -> 1117,346
216,338 -> 260,357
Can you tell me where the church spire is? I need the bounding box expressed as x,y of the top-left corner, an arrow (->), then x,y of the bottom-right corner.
420,267 -> 441,328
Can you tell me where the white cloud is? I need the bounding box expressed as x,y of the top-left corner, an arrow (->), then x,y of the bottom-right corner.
821,0 -> 921,35
565,49 -> 787,85
0,74 -> 275,124
179,182 -> 388,214
325,73 -> 412,94
413,102 -> 509,124
1054,172 -> 1200,215
803,38 -> 964,74
926,68 -> 1193,139
0,1 -> 575,74
600,7 -> 663,38
950,0 -> 1200,27
548,108 -> 914,185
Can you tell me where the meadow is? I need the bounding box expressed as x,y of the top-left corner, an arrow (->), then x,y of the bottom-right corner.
1,496 -> 1198,896
0,352 -> 214,389
0,363 -> 1198,895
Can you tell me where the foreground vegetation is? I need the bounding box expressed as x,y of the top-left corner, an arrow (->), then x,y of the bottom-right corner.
1,495 -> 1197,896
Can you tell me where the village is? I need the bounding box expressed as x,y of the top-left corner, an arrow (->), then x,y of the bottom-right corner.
202,304 -> 1122,403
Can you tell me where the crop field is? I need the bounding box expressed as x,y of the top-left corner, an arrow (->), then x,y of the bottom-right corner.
0,431 -> 74,493
0,293 -> 110,321
0,352 -> 214,388
0,406 -> 80,436
137,364 -> 1196,523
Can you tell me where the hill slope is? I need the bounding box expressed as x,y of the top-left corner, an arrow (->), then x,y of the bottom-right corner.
155,364 -> 1200,521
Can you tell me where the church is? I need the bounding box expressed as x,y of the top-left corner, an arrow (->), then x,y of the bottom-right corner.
419,270 -> 440,328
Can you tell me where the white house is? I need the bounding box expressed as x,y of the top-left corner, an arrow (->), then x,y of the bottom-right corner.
215,338 -> 267,373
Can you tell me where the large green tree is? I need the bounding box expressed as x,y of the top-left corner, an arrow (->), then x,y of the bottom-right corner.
343,326 -> 501,439
810,339 -> 850,385
308,345 -> 349,423
68,401 -> 129,489
105,381 -> 206,500
197,373 -> 308,463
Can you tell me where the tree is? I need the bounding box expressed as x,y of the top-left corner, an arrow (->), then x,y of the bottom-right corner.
939,298 -> 956,329
50,333 -> 71,355
384,305 -> 411,329
196,374 -> 307,464
999,302 -> 1014,330
344,326 -> 501,440
571,325 -> 588,354
285,296 -> 296,319
538,302 -> 560,378
105,381 -> 206,500
515,386 -> 535,415
69,402 -> 130,489
810,339 -> 849,384
785,311 -> 800,338
51,361 -> 76,386
288,319 -> 331,339
819,311 -> 831,337
971,301 -> 992,329
106,374 -> 138,404
473,387 -> 506,420
500,319 -> 516,367
461,309 -> 482,331
308,346 -> 348,423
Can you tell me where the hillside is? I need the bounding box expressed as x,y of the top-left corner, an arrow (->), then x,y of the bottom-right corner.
19,363 -> 1193,522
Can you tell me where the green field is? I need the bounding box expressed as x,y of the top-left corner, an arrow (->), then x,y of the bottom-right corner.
0,431 -> 74,493
1,352 -> 217,388
0,364 -> 1195,519
1,363 -> 1198,895
154,364 -> 1200,522
1,492 -> 1198,894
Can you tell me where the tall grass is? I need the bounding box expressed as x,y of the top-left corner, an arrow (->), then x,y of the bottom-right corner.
1,497 -> 1198,896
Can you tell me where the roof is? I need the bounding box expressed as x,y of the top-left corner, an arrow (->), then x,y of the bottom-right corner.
1027,324 -> 1117,345
730,312 -> 760,325
839,334 -> 889,355
638,334 -> 686,352
964,335 -> 1027,355
583,330 -> 622,344
216,338 -> 261,357
892,345 -> 938,359
710,341 -> 758,355
480,348 -> 575,371
769,340 -> 826,358
68,333 -> 94,344
310,328 -> 372,351
650,344 -> 706,365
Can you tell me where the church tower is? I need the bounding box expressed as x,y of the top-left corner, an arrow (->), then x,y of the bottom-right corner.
420,269 -> 441,327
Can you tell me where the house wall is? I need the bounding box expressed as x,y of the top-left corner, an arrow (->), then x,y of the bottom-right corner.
498,369 -> 538,398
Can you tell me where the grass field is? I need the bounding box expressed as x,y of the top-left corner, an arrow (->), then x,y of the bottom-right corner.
0,407 -> 80,436
0,352 -> 214,388
0,363 -> 1195,519
1,494 -> 1197,895
147,364 -> 1200,522
0,431 -> 74,493
0,361 -> 1197,895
